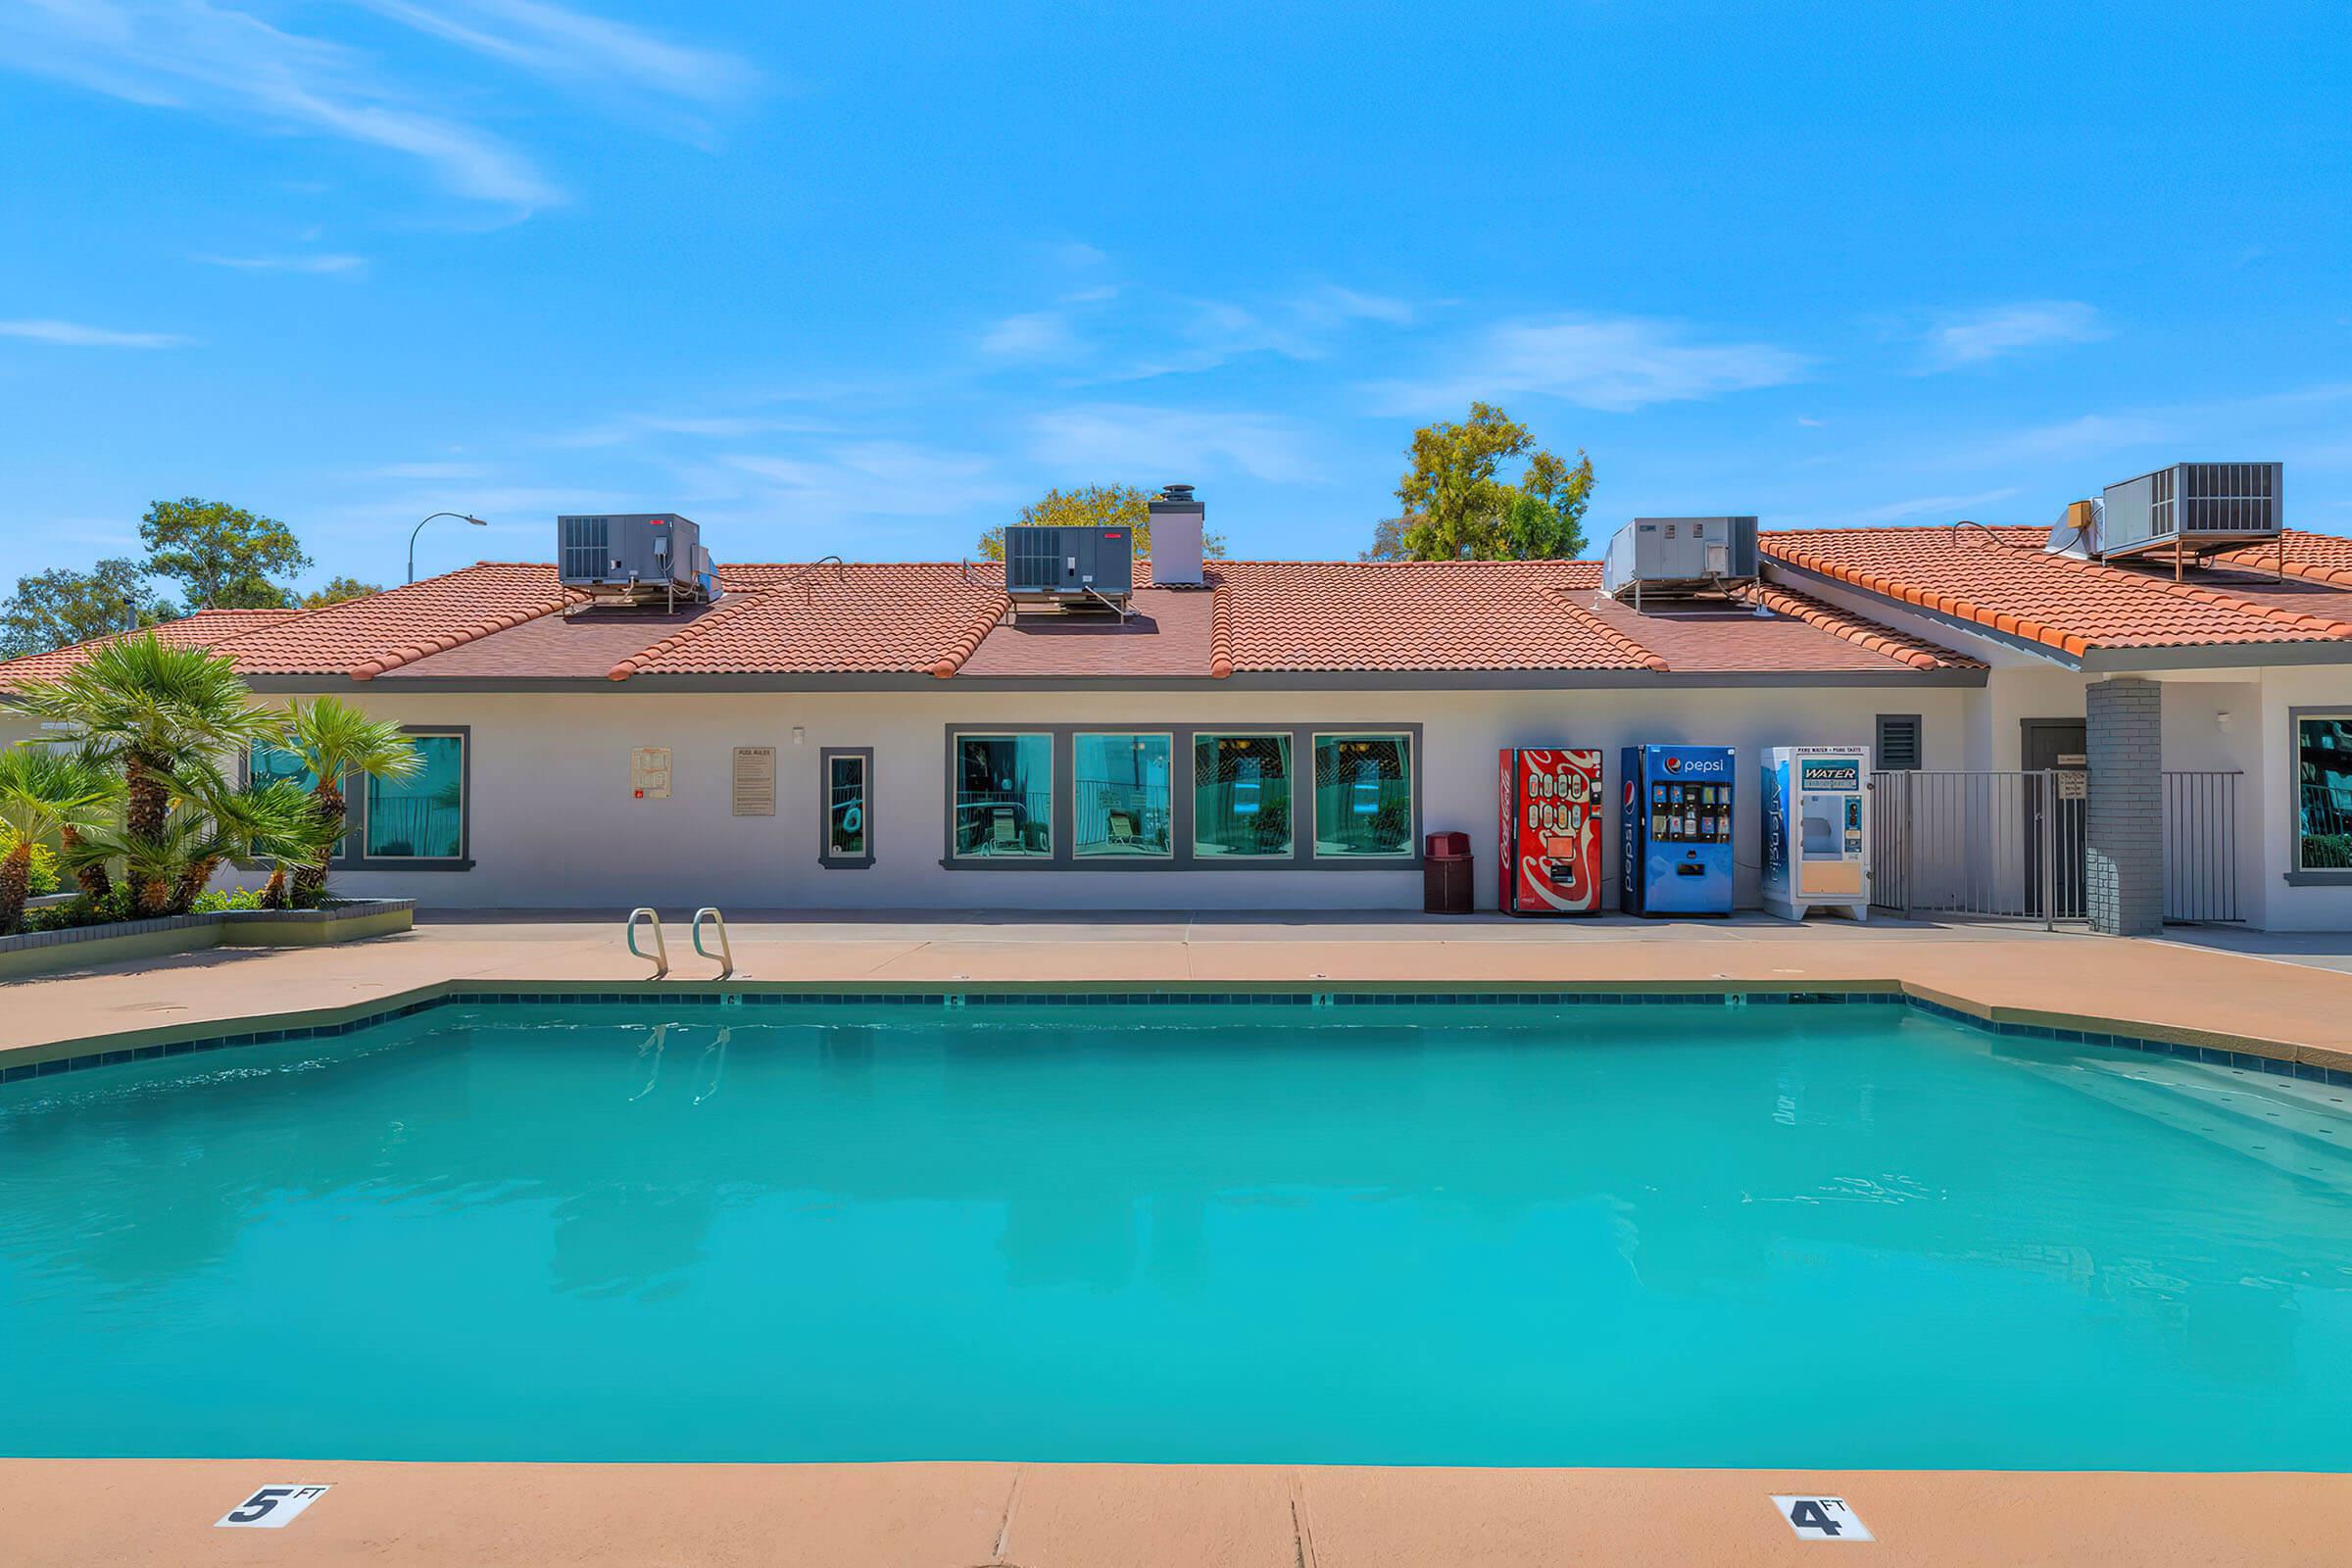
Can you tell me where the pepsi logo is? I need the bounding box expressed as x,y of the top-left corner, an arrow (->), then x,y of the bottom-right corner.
1664,757 -> 1681,773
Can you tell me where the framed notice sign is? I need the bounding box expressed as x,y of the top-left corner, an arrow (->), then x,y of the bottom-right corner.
631,747 -> 671,800
732,747 -> 777,816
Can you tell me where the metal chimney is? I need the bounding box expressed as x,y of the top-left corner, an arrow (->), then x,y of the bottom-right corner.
1148,483 -> 1205,587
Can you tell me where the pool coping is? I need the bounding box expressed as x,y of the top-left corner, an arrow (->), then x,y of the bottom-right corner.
7,977 -> 2351,1090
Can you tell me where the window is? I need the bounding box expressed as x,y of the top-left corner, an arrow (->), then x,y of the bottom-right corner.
953,733 -> 1053,858
821,748 -> 872,867
1312,733 -> 1414,858
365,732 -> 466,860
1193,733 -> 1293,858
1074,733 -> 1171,857
248,741 -> 350,858
1875,713 -> 1923,772
2298,713 -> 2352,872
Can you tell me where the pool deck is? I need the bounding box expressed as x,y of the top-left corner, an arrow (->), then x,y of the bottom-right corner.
9,910 -> 2352,1565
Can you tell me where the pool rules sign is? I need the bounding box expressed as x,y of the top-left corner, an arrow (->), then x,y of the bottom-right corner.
1772,1495 -> 1873,1542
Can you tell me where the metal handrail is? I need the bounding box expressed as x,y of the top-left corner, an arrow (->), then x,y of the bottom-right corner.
626,906 -> 668,977
691,906 -> 734,978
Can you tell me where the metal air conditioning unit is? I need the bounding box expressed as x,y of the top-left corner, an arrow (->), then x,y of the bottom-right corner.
558,514 -> 714,608
1004,523 -> 1134,614
1600,516 -> 1759,607
2098,464 -> 2282,563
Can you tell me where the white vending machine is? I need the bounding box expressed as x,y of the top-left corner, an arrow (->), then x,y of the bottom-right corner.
1761,746 -> 1870,921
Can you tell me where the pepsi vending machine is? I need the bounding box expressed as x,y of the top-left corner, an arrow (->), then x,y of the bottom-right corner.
1619,745 -> 1737,915
1497,749 -> 1603,914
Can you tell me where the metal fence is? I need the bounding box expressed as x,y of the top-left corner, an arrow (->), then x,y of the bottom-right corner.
1871,768 -> 2243,927
2161,770 -> 2241,924
1871,770 -> 2085,926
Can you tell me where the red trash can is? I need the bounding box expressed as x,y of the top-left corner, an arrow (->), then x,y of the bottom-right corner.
1423,830 -> 1474,914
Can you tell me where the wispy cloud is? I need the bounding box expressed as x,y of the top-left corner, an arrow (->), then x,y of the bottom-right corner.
1921,300 -> 2107,370
551,410 -> 842,449
1028,405 -> 1318,484
1849,487 -> 2021,524
979,310 -> 1084,360
0,318 -> 191,348
193,251 -> 368,274
1369,315 -> 1810,415
0,0 -> 754,215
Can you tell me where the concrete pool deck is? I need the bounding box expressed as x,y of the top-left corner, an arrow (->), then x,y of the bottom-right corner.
9,910 -> 2352,1565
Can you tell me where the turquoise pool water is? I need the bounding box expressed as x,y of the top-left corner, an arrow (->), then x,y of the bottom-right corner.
5,1001 -> 2352,1469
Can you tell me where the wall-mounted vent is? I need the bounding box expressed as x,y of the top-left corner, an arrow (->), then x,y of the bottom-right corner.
1876,713 -> 1923,772
2098,463 -> 2281,561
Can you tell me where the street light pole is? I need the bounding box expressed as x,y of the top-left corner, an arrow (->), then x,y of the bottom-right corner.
408,513 -> 489,583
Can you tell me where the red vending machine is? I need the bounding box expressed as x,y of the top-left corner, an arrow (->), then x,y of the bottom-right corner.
1497,749 -> 1604,914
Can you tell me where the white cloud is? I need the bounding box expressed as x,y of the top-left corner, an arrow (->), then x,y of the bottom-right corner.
713,442 -> 1018,525
1921,301 -> 2107,370
550,410 -> 841,449
1369,315 -> 1810,415
1293,284 -> 1415,328
354,0 -> 757,105
1849,487 -> 2021,525
0,318 -> 190,348
1028,405 -> 1318,484
979,310 -> 1082,360
193,251 -> 368,274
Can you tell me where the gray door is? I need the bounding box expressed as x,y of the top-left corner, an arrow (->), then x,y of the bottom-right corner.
2020,719 -> 2086,917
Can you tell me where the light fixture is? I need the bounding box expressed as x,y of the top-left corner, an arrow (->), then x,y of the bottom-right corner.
408,512 -> 489,583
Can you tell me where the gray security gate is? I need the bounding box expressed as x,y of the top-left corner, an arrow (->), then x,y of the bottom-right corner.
1872,768 -> 2243,927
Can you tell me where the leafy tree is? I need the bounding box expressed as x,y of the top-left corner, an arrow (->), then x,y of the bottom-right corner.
140,497 -> 312,610
1362,516 -> 1411,563
0,750 -> 117,933
0,559 -> 172,659
1384,403 -> 1594,561
977,484 -> 1229,564
302,575 -> 382,608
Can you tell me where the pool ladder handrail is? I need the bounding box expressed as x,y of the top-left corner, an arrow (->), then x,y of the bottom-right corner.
626,906 -> 668,978
691,906 -> 735,978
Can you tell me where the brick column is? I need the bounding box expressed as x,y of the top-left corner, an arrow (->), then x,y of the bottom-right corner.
2085,676 -> 2162,936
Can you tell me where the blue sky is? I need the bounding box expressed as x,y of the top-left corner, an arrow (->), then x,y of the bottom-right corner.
2,1 -> 2348,590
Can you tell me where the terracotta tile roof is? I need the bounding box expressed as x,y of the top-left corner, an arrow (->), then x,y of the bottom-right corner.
607,564 -> 1010,679
1205,560 -> 1665,673
2213,530 -> 2352,587
1735,582 -> 1986,671
957,588 -> 1217,678
1761,525 -> 2352,659
210,564 -> 583,679
0,607 -> 308,686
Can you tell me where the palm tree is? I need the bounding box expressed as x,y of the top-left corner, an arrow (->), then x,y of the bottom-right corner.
272,698 -> 419,902
203,777 -> 338,911
0,750 -> 118,934
6,638 -> 275,910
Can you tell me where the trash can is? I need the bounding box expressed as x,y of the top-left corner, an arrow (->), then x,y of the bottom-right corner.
1423,830 -> 1474,914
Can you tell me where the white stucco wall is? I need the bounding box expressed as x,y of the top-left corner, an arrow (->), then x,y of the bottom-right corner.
277,684 -> 1972,913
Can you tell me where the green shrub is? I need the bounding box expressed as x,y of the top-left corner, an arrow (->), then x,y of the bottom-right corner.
0,829 -> 62,898
192,887 -> 269,912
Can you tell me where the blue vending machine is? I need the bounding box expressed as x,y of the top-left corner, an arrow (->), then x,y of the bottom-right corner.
1619,745 -> 1737,916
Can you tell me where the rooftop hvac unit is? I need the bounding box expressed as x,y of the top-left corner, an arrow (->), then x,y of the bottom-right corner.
1004,523 -> 1134,613
557,514 -> 714,608
2098,464 -> 2282,562
1600,516 -> 1759,606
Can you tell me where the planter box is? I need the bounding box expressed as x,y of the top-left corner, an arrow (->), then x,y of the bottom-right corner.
0,900 -> 414,980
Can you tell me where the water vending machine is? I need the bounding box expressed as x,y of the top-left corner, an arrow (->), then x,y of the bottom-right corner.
1761,746 -> 1870,921
1619,745 -> 1737,916
1497,749 -> 1603,914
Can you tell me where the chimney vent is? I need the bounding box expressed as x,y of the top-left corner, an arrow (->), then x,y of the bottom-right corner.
1148,483 -> 1205,587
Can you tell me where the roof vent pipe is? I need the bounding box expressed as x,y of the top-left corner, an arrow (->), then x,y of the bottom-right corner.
1148,483 -> 1205,587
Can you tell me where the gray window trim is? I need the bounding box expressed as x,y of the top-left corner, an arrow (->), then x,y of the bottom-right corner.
818,746 -> 874,869
2288,706 -> 2352,881
348,725 -> 474,871
1072,729 -> 1177,859
940,721 -> 1425,871
1307,729 -> 1422,862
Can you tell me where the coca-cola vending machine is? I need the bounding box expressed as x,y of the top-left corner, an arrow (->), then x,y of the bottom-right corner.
1497,749 -> 1603,914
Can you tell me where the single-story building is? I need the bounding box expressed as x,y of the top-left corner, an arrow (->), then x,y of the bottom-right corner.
5,509 -> 2349,933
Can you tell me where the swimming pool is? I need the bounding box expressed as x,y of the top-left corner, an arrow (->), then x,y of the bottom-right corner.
4,998 -> 2350,1469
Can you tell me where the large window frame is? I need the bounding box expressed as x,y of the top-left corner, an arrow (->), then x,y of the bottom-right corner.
1073,730 -> 1176,859
949,731 -> 1057,861
940,722 -> 1422,872
244,724 -> 473,872
2289,707 -> 2352,885
1308,730 -> 1418,861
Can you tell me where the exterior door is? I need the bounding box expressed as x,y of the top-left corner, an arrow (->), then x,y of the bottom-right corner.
2021,719 -> 2087,917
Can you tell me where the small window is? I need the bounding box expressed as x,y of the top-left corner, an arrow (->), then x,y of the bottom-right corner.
365,733 -> 466,860
1074,733 -> 1172,857
1876,713 -> 1923,772
1194,733 -> 1293,858
953,733 -> 1053,858
820,748 -> 872,867
1312,733 -> 1413,858
2297,713 -> 2352,872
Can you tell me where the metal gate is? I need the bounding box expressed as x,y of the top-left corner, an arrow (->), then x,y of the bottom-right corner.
1870,770 -> 2085,926
1872,769 -> 2243,926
